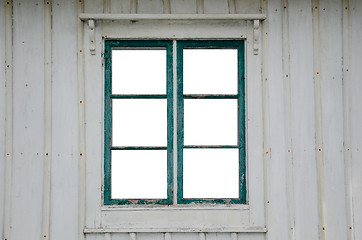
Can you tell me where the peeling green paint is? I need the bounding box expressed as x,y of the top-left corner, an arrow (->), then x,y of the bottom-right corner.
104,40 -> 246,205
104,40 -> 173,205
176,40 -> 246,205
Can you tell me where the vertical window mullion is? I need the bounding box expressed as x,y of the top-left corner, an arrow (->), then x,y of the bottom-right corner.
104,42 -> 113,204
176,41 -> 184,203
166,42 -> 174,204
238,44 -> 246,203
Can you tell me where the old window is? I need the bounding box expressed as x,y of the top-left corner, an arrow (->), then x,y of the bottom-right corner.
104,40 -> 246,205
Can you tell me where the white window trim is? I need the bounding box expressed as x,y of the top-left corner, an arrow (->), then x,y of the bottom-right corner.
83,18 -> 265,233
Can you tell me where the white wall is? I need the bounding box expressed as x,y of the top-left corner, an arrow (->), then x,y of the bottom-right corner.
1,0 -> 362,240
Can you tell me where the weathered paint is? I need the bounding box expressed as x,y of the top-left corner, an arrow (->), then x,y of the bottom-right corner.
77,0 -> 86,239
1,0 -> 362,239
0,0 -> 6,238
104,40 -> 174,205
3,1 -> 13,240
42,0 -> 52,240
176,40 -> 246,205
51,1 -> 79,239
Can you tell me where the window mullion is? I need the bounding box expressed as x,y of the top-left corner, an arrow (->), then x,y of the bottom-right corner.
173,40 -> 178,205
167,41 -> 175,205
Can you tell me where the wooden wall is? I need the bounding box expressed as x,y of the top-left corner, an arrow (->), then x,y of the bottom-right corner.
1,0 -> 362,239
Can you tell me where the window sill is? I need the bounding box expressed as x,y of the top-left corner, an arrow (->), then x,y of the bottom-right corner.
99,205 -> 253,230
101,204 -> 250,211
84,226 -> 267,233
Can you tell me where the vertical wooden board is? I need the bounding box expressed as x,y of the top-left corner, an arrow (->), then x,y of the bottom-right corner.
205,233 -> 230,240
111,233 -> 129,240
50,1 -> 79,240
137,0 -> 164,14
206,233 -> 218,240
170,0 -> 197,14
11,0 -> 45,239
245,21 -> 264,227
84,0 -> 104,13
83,0 -> 104,230
203,0 -> 229,14
110,0 -> 129,13
137,233 -> 163,240
349,0 -> 362,239
237,233 -> 265,240
85,21 -> 103,228
172,233 -> 199,240
318,0 -> 348,239
86,235 -> 97,240
215,233 -> 230,240
235,0 -> 261,14
88,235 -> 107,240
264,0 -> 291,239
109,0 -> 121,13
0,1 -> 6,237
288,0 -> 320,239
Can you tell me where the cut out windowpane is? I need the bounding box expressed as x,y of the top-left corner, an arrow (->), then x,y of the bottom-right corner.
112,99 -> 167,146
112,49 -> 166,94
183,149 -> 239,198
184,99 -> 238,145
183,49 -> 238,94
112,150 -> 167,199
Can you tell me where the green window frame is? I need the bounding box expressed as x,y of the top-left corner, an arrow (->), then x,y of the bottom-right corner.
104,40 -> 174,205
104,40 -> 246,205
177,40 -> 246,204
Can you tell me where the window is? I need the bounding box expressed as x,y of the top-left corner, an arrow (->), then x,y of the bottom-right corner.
104,40 -> 245,205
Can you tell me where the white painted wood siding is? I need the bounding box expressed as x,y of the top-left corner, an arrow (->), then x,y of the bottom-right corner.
0,2 -> 6,238
51,1 -> 79,240
11,1 -> 45,240
1,0 -> 361,240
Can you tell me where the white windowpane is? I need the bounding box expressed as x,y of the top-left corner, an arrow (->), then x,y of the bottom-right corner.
184,99 -> 237,145
112,150 -> 167,199
112,99 -> 167,146
183,49 -> 238,94
183,149 -> 239,198
112,50 -> 166,94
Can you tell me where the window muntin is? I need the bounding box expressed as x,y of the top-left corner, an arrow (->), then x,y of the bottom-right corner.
104,40 -> 245,205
